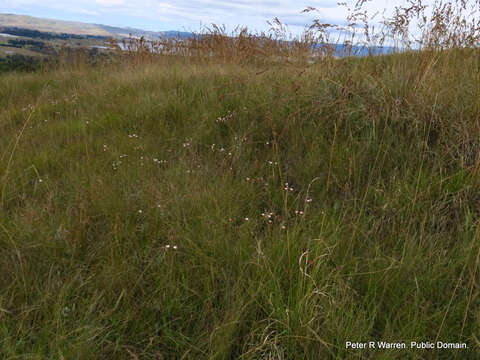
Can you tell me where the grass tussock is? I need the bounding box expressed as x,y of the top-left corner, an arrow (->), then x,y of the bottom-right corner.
1,1 -> 480,359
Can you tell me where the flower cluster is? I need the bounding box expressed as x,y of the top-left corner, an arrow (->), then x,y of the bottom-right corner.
216,110 -> 235,123
22,104 -> 34,112
112,160 -> 122,170
261,211 -> 276,224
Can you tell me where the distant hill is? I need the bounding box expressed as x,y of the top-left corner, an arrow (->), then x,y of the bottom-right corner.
0,13 -> 190,39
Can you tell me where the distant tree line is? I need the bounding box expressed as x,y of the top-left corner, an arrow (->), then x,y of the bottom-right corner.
0,38 -> 50,53
0,27 -> 108,40
1,39 -> 45,47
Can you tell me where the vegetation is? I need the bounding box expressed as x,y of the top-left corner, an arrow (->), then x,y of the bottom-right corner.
1,1 -> 480,359
0,54 -> 42,72
0,39 -> 46,49
0,27 -> 108,40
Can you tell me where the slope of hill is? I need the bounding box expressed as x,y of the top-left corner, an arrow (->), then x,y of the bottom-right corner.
0,13 -> 112,36
0,13 -> 171,38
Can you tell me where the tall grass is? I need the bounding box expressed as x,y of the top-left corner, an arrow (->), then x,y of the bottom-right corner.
1,1 -> 480,359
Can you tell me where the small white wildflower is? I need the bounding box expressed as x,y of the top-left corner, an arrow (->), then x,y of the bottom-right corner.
245,217 -> 249,221
173,245 -> 178,250
138,210 -> 143,214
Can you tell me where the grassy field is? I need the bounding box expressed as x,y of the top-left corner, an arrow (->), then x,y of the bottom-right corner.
0,49 -> 479,359
0,45 -> 40,57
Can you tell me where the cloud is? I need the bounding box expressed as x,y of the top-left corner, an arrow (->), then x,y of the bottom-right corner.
95,0 -> 126,6
78,9 -> 101,16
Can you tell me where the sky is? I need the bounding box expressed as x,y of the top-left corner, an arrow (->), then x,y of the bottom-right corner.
0,0 -> 401,35
2,0 -> 479,42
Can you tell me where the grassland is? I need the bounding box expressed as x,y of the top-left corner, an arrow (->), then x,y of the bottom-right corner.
0,48 -> 479,359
